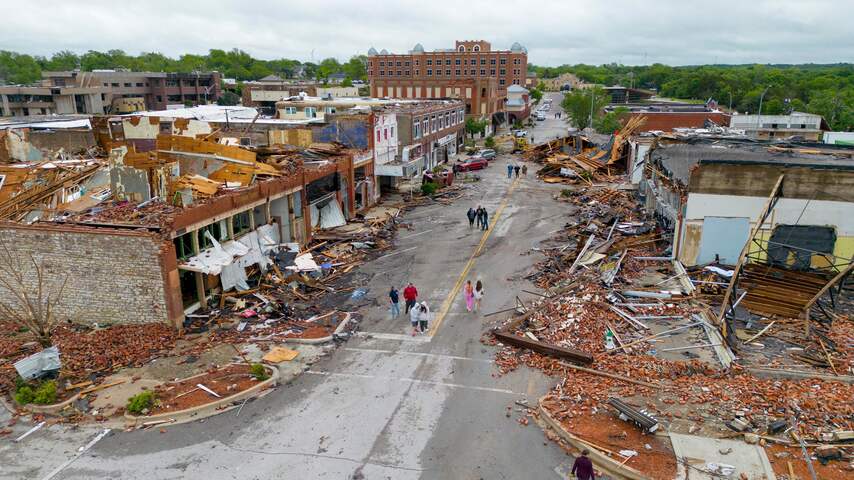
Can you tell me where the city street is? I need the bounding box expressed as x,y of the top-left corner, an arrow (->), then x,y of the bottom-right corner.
3,100 -> 580,480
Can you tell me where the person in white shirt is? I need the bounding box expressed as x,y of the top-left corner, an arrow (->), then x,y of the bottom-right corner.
418,301 -> 430,334
410,303 -> 421,336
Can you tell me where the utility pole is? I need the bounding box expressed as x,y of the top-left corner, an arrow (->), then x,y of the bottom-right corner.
588,89 -> 594,132
755,86 -> 770,138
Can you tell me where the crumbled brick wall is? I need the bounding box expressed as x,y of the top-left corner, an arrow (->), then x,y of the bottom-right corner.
0,226 -> 169,326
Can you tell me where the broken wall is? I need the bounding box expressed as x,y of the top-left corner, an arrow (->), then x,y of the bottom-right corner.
0,224 -> 171,326
311,116 -> 369,149
29,129 -> 96,155
0,129 -> 43,163
678,164 -> 854,266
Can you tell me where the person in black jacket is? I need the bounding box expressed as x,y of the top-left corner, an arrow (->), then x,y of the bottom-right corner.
466,207 -> 477,228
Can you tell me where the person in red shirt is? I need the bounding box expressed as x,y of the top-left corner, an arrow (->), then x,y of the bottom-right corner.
403,282 -> 418,314
571,449 -> 595,480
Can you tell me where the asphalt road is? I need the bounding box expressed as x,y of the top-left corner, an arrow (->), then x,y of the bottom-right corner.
1,100 -> 576,480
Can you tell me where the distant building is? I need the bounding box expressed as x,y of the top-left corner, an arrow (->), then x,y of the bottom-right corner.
366,40 -> 528,129
603,86 -> 655,104
824,131 -> 854,146
505,84 -> 531,124
0,83 -> 105,117
39,70 -> 222,112
242,82 -> 359,113
729,112 -> 828,141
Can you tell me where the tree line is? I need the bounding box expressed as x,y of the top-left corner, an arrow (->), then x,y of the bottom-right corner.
532,63 -> 854,131
0,48 -> 367,86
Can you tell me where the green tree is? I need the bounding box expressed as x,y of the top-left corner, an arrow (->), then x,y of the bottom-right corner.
594,107 -> 628,134
217,91 -> 241,106
465,118 -> 488,138
529,87 -> 543,103
0,51 -> 41,84
317,58 -> 342,82
342,56 -> 367,81
44,50 -> 79,71
561,87 -> 609,131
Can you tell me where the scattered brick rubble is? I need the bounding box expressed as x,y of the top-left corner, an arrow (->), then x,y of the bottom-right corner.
486,177 -> 853,476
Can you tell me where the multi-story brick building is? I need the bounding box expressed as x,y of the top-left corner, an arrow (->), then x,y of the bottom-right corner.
39,70 -> 222,112
366,40 -> 527,128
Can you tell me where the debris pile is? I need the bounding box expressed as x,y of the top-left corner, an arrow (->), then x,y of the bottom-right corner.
487,177 -> 854,476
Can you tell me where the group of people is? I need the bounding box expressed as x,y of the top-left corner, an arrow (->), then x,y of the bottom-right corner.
466,206 -> 490,230
389,283 -> 430,335
553,111 -> 562,119
463,279 -> 484,312
506,163 -> 527,179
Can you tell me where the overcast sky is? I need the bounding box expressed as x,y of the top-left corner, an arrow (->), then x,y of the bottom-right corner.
4,0 -> 853,66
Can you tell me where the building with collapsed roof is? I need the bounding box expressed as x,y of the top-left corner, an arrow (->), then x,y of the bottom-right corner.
638,137 -> 854,270
0,123 -> 374,329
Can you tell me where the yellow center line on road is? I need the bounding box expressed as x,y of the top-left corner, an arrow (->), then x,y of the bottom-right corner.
428,176 -> 521,336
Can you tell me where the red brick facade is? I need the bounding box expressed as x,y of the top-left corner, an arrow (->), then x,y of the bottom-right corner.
367,40 -> 527,120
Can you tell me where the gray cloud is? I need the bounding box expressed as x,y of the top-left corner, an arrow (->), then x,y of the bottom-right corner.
2,0 -> 852,66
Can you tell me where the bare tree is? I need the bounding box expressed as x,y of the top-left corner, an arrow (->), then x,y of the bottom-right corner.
0,243 -> 68,347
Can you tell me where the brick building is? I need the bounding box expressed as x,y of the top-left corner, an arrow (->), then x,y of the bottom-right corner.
366,40 -> 527,128
40,70 -> 222,112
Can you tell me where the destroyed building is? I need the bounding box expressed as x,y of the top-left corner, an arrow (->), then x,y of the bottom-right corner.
639,138 -> 854,269
0,119 -> 373,329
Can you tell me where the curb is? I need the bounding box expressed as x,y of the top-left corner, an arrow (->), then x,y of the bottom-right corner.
282,312 -> 352,345
537,396 -> 651,480
0,395 -> 17,415
16,392 -> 82,415
123,364 -> 279,428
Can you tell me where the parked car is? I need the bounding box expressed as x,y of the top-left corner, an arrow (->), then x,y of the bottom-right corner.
476,149 -> 496,159
514,130 -> 528,138
456,157 -> 489,171
536,112 -> 546,121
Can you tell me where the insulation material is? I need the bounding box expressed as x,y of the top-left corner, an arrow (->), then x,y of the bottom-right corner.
234,231 -> 269,270
220,263 -> 250,291
181,231 -> 249,275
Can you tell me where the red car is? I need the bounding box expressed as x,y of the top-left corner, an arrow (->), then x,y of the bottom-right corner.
456,158 -> 488,172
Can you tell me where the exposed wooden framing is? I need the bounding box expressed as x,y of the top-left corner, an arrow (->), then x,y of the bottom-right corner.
493,330 -> 593,365
716,175 -> 784,336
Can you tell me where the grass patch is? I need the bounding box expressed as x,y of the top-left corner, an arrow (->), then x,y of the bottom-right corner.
250,363 -> 270,381
127,390 -> 156,414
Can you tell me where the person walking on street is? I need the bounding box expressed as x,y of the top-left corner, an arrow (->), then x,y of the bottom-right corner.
475,205 -> 484,229
521,164 -> 528,176
531,135 -> 535,144
403,282 -> 418,314
464,280 -> 474,312
571,449 -> 595,480
480,208 -> 489,231
506,163 -> 513,179
410,303 -> 421,336
389,286 -> 400,317
466,207 -> 476,228
418,301 -> 430,333
474,280 -> 484,311
514,165 -> 520,178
